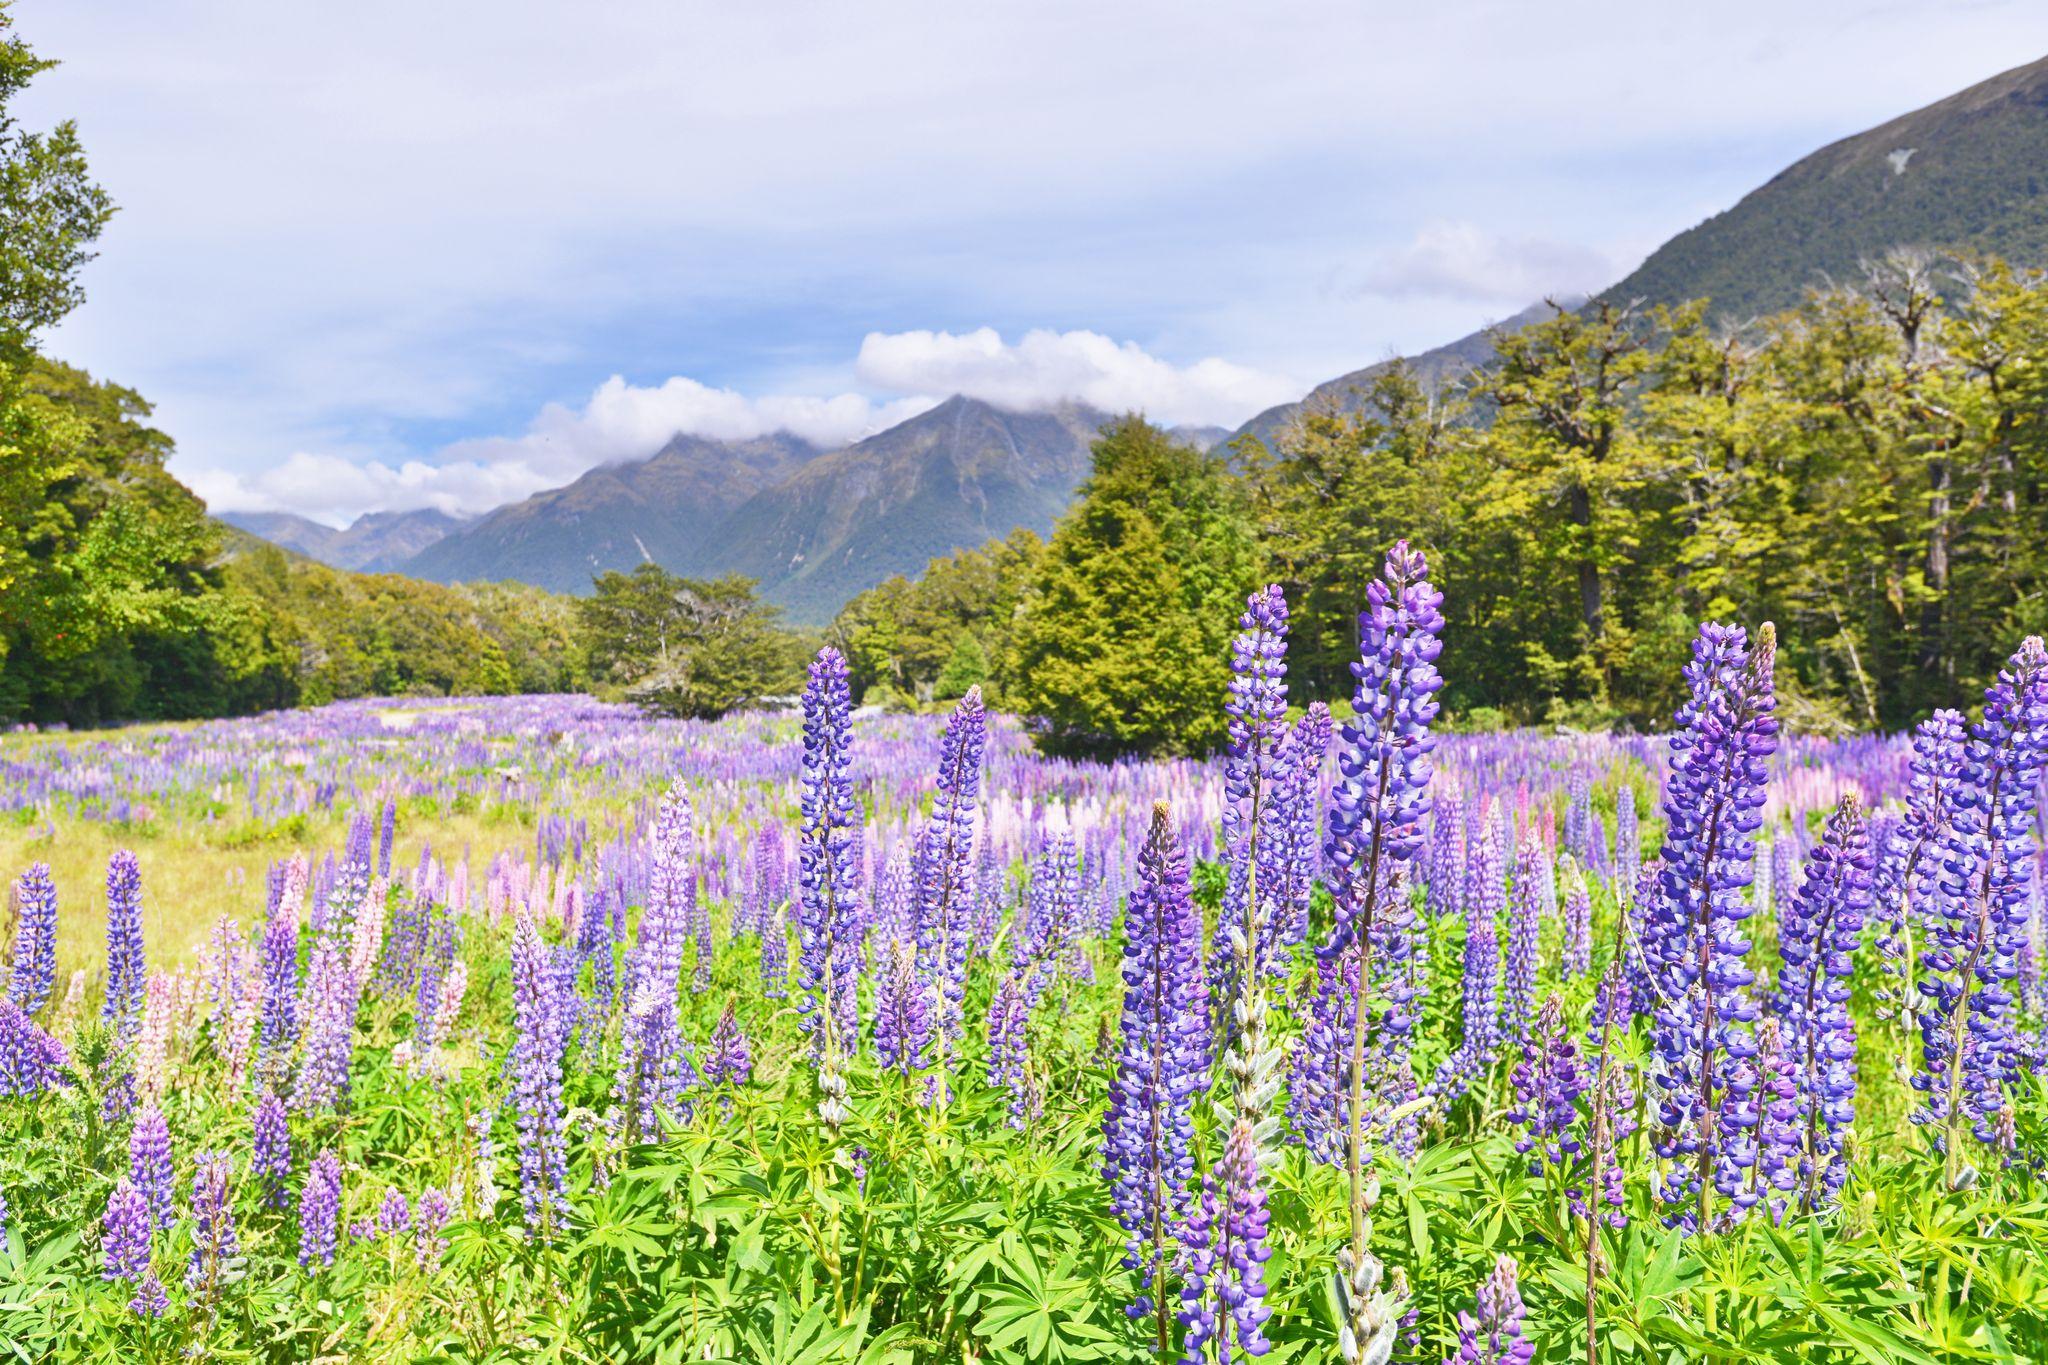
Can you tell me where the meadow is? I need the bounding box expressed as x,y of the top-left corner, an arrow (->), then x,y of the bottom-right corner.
0,546 -> 2044,1364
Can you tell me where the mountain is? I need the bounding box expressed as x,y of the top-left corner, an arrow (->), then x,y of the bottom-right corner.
221,507 -> 470,572
402,431 -> 820,593
1604,53 -> 2048,321
1231,55 -> 2048,452
702,396 -> 1107,624
1228,298 -> 1563,450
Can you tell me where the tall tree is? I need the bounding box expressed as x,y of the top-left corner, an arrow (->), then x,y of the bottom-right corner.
581,564 -> 793,719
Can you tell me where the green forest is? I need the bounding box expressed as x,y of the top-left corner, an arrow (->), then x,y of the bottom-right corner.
6,0 -> 2048,747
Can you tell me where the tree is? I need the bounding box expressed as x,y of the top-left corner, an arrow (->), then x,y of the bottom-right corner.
581,564 -> 793,719
933,631 -> 987,700
1009,417 -> 1256,757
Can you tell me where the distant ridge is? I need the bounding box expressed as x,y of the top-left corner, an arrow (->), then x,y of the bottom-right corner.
221,507 -> 470,573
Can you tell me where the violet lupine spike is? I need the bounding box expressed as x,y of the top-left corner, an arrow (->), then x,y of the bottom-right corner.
702,1001 -> 752,1087
913,686 -> 988,1089
0,996 -> 67,1097
1507,996 -> 1587,1179
1275,703 -> 1334,948
1426,791 -> 1465,921
1433,822 -> 1503,1101
1103,804 -> 1210,1342
1560,857 -> 1593,979
1323,541 -> 1439,1365
1018,834 -> 1085,1006
102,1176 -> 154,1284
1749,1017 -> 1800,1216
1614,785 -> 1640,895
292,931 -> 358,1114
1769,796 -> 1872,1209
1177,1117 -> 1274,1364
130,1102 -> 177,1231
1287,941 -> 1357,1166
298,1149 -> 342,1269
253,1089 -> 292,1209
414,1187 -> 453,1268
510,907 -> 570,1239
184,1151 -> 239,1306
378,1188 -> 411,1237
985,971 -> 1038,1129
1644,621 -> 1777,1233
616,785 -> 695,1139
759,904 -> 790,999
797,647 -> 863,1131
1215,586 -> 1295,1165
1915,637 -> 2048,1180
255,859 -> 303,1092
873,937 -> 932,1078
1446,1255 -> 1535,1365
102,850 -> 147,1042
1502,837 -> 1543,1043
7,863 -> 57,1016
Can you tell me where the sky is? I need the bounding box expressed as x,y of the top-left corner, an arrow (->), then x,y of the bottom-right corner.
18,0 -> 2048,525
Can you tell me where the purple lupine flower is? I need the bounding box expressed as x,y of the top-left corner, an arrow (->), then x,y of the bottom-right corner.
1502,838 -> 1542,1043
298,1150 -> 342,1269
1017,834 -> 1086,1004
1178,1118 -> 1274,1363
102,851 -> 147,1041
1214,584 -> 1292,1014
510,907 -> 569,1238
1565,770 -> 1592,865
972,829 -> 1005,957
1749,1017 -> 1800,1216
0,996 -> 67,1097
1507,996 -> 1586,1177
1873,712 -> 1964,1035
1915,637 -> 2048,1176
873,938 -> 932,1078
576,882 -> 619,1017
129,1268 -> 170,1318
255,866 -> 302,1091
184,1152 -> 239,1303
701,1001 -> 752,1087
413,1186 -> 453,1268
759,904 -> 790,998
377,797 -> 397,879
914,686 -> 988,1083
129,1102 -> 177,1231
1446,1255 -> 1535,1365
1434,820 -> 1503,1100
102,1176 -> 154,1283
1287,942 -> 1357,1166
253,1090 -> 292,1209
7,863 -> 57,1016
1614,785 -> 1640,895
1322,542 -> 1439,1364
797,648 -> 863,1129
292,932 -> 358,1114
1425,791 -> 1465,921
1644,621 -> 1777,1232
984,971 -> 1038,1129
616,785 -> 695,1139
1560,858 -> 1593,979
378,1188 -> 411,1236
1770,796 -> 1872,1209
1103,804 -> 1210,1342
1275,703 -> 1333,947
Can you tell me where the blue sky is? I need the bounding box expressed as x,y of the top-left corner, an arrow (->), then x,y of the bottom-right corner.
19,0 -> 2048,523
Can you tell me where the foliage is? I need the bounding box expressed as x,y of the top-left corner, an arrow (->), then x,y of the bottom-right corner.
829,529 -> 1043,709
1008,418 -> 1257,756
579,563 -> 799,719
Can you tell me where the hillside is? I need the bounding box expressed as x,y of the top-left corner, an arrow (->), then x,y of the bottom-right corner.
223,508 -> 472,572
402,431 -> 819,593
1605,53 -> 2048,319
704,396 -> 1107,624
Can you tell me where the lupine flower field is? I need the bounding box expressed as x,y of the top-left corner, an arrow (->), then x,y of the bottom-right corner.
2,543 -> 2047,1363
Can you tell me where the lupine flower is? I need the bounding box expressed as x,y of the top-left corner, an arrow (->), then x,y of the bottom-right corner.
1446,1255 -> 1535,1365
255,860 -> 303,1090
1321,542 -> 1439,1365
1565,771 -> 1592,865
760,905 -> 790,998
702,1000 -> 752,1088
1508,997 -> 1586,1180
1644,621 -> 1777,1232
129,1268 -> 170,1318
616,785 -> 695,1138
0,996 -> 67,1096
913,686 -> 988,1084
797,648 -> 863,1128
414,1186 -> 453,1268
1502,838 -> 1542,1042
102,1176 -> 154,1282
985,971 -> 1038,1129
378,1187 -> 411,1236
292,933 -> 358,1114
130,1102 -> 177,1231
873,937 -> 932,1077
1288,942 -> 1358,1165
185,1151 -> 239,1303
1103,804 -> 1210,1339
1770,796 -> 1872,1209
1275,703 -> 1334,947
1914,637 -> 2048,1175
299,1150 -> 342,1269
1178,1118 -> 1274,1363
1614,785 -> 1640,894
1560,858 -> 1593,979
1426,792 -> 1465,920
7,863 -> 57,1016
1214,584 -> 1292,1014
1017,834 -> 1086,1003
253,1089 -> 292,1208
510,907 -> 569,1238
103,851 -> 147,1041
1433,822 -> 1503,1100
1749,1017 -> 1800,1216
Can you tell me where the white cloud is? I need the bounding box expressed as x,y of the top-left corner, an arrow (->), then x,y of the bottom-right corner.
192,375 -> 940,521
855,328 -> 1300,428
1353,221 -> 1623,306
